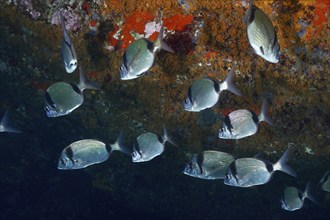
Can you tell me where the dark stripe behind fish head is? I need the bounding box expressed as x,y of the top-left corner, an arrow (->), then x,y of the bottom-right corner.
65,146 -> 75,164
224,115 -> 234,132
196,153 -> 205,175
45,92 -> 56,108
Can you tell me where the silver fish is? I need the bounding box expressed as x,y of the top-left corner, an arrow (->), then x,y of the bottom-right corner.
244,0 -> 280,63
0,111 -> 21,133
59,12 -> 78,73
44,67 -> 100,117
218,99 -> 274,139
58,132 -> 126,170
132,126 -> 176,162
120,22 -> 174,80
183,150 -> 235,180
281,182 -> 318,211
319,170 -> 330,192
224,148 -> 297,187
184,67 -> 242,112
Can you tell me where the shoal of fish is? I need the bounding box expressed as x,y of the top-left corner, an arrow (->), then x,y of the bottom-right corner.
1,0 -> 328,213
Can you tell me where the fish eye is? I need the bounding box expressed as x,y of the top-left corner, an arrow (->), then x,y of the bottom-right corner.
70,61 -> 77,67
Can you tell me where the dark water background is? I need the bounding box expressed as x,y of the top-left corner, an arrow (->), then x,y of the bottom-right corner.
1,3 -> 330,220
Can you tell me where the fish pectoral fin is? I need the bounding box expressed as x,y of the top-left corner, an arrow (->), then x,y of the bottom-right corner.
260,46 -> 265,55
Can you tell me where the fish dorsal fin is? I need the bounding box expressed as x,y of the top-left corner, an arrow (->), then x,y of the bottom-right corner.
253,152 -> 265,160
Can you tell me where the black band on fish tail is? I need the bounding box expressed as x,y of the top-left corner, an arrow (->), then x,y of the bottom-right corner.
298,192 -> 303,200
197,153 -> 204,175
105,144 -> 112,153
224,115 -> 234,132
145,39 -> 154,53
266,162 -> 274,173
70,83 -> 82,95
212,79 -> 220,93
249,110 -> 259,124
187,86 -> 193,104
229,161 -> 239,183
45,92 -> 56,108
158,135 -> 164,144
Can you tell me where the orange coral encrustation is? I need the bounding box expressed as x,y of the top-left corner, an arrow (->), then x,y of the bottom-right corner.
305,0 -> 329,42
107,12 -> 194,50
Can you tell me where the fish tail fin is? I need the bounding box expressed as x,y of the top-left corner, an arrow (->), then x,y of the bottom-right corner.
304,181 -> 319,205
243,0 -> 254,25
110,131 -> 131,155
273,148 -> 297,178
0,112 -> 21,133
154,22 -> 174,53
221,67 -> 242,96
258,99 -> 274,126
78,66 -> 100,91
163,125 -> 178,147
